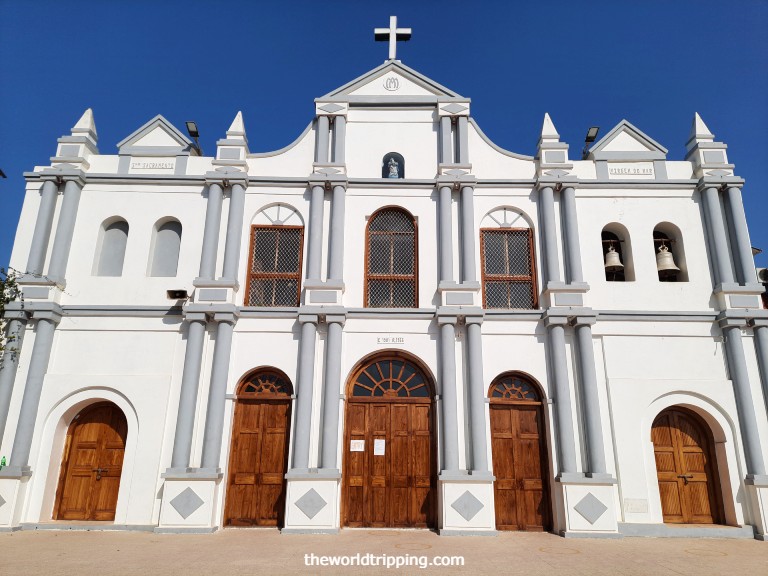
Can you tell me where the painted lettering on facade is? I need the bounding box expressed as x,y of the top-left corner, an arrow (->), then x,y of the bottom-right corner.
376,335 -> 405,345
130,161 -> 175,170
607,163 -> 655,178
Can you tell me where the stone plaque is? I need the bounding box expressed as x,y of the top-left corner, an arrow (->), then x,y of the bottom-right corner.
607,163 -> 655,179
376,335 -> 405,345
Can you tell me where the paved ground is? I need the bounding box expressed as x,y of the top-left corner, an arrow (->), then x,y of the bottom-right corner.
1,528 -> 766,575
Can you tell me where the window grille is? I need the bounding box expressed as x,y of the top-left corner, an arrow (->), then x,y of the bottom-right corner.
351,358 -> 430,398
481,228 -> 537,309
238,369 -> 293,397
365,209 -> 417,308
245,225 -> 303,307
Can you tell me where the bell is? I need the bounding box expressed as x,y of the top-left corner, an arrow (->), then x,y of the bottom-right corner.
604,245 -> 624,272
656,244 -> 680,278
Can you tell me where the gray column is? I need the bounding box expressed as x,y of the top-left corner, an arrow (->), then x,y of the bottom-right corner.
546,321 -> 578,475
702,186 -> 734,285
222,182 -> 246,282
457,116 -> 469,164
440,117 -> 452,164
328,185 -> 346,282
27,179 -> 59,275
292,316 -> 318,470
169,316 -> 207,470
47,179 -> 82,281
722,325 -> 766,475
573,321 -> 607,475
439,318 -> 459,471
333,116 -> 346,164
752,322 -> 768,416
460,185 -> 477,283
539,186 -> 561,284
9,313 -> 60,468
560,186 -> 584,284
315,116 -> 330,163
198,182 -> 224,280
306,185 -> 325,281
438,185 -> 454,283
0,316 -> 27,448
320,319 -> 344,469
725,187 -> 757,285
466,319 -> 488,472
200,316 -> 235,470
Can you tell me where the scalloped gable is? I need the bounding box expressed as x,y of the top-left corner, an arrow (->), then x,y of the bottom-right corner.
117,114 -> 194,155
320,60 -> 463,99
589,119 -> 668,160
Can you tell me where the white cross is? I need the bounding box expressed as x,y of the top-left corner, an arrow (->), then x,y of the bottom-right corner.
374,16 -> 412,61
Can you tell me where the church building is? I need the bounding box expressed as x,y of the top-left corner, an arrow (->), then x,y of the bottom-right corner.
1,18 -> 768,539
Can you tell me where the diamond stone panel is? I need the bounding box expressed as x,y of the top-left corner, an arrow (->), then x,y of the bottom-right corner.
295,488 -> 327,520
442,103 -> 468,115
318,103 -> 344,113
451,490 -> 484,522
170,487 -> 204,520
574,492 -> 608,525
0,494 -> 5,509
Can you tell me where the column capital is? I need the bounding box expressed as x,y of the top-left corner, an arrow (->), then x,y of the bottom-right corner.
537,171 -> 578,191
39,166 -> 87,187
205,167 -> 248,189
436,169 -> 475,188
2,303 -> 30,321
464,312 -> 484,326
308,173 -> 347,191
696,176 -> 745,193
436,309 -> 459,326
183,311 -> 209,323
30,302 -> 63,324
749,318 -> 768,329
569,314 -> 597,327
213,311 -> 238,325
717,311 -> 749,329
299,313 -> 319,325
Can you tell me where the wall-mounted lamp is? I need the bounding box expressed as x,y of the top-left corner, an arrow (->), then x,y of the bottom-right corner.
185,121 -> 203,156
167,289 -> 189,300
581,126 -> 600,159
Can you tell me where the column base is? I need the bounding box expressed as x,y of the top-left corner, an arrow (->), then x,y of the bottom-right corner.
282,469 -> 341,533
745,475 -> 768,540
157,468 -> 223,533
438,470 -> 497,535
555,474 -> 620,538
0,474 -> 30,530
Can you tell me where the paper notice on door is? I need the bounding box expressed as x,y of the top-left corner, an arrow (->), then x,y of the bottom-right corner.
374,439 -> 385,456
350,440 -> 365,452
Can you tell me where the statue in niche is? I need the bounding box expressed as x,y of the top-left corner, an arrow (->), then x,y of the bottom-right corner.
387,156 -> 400,178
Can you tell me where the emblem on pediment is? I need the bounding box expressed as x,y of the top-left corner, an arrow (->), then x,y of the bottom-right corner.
383,77 -> 400,91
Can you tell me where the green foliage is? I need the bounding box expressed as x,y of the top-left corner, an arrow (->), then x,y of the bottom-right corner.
0,267 -> 22,358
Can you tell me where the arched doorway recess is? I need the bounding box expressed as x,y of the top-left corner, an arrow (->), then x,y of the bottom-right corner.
343,352 -> 436,528
224,368 -> 293,527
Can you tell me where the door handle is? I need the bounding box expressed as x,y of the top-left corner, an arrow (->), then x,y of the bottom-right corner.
92,468 -> 108,480
677,474 -> 694,486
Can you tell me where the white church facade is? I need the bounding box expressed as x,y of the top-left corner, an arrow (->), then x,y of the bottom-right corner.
2,23 -> 768,539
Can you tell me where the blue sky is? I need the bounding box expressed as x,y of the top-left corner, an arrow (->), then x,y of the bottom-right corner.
1,0 -> 767,269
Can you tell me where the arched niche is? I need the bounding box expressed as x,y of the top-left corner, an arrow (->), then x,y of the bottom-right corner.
653,222 -> 688,282
601,223 -> 635,282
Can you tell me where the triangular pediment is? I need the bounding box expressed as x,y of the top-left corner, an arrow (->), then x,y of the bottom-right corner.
589,120 -> 667,160
117,115 -> 194,155
321,61 -> 463,99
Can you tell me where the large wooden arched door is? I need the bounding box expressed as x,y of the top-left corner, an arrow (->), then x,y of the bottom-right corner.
489,373 -> 551,531
343,353 -> 436,528
652,407 -> 723,524
224,369 -> 292,527
54,402 -> 127,521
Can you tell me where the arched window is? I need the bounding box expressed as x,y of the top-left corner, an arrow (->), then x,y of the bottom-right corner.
480,208 -> 538,309
653,223 -> 688,282
237,368 -> 293,398
94,218 -> 129,276
365,207 -> 418,308
149,219 -> 182,277
382,152 -> 405,179
601,224 -> 634,282
350,355 -> 432,399
488,372 -> 542,403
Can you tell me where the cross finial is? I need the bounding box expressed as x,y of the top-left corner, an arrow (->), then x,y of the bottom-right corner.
374,16 -> 412,61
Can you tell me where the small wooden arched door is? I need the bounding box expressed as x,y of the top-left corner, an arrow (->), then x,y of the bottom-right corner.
224,369 -> 293,527
343,353 -> 436,528
489,373 -> 551,531
54,402 -> 127,521
652,407 -> 723,524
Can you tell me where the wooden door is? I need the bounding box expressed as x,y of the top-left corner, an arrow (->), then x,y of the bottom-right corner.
489,374 -> 551,531
343,355 -> 435,528
224,370 -> 292,527
54,403 -> 127,521
652,408 -> 722,524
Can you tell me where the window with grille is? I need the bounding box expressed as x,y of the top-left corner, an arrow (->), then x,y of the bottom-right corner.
245,225 -> 304,307
480,228 -> 538,309
365,208 -> 417,308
